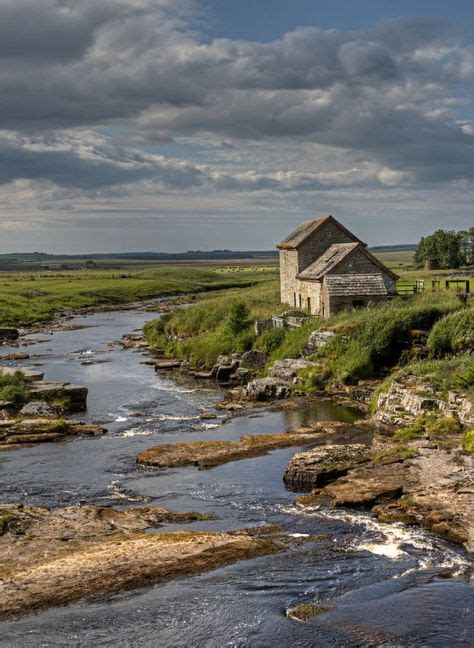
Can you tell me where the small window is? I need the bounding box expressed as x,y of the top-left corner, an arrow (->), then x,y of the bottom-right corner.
307,297 -> 311,312
299,294 -> 302,308
294,292 -> 297,307
352,299 -> 364,309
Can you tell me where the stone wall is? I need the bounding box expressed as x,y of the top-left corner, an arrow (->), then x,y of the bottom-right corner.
279,249 -> 299,305
295,279 -> 321,314
297,219 -> 357,271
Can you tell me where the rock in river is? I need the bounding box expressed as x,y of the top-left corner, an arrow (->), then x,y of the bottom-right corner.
284,443 -> 372,491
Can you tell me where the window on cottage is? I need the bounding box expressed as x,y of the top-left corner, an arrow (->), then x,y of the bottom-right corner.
307,297 -> 311,312
352,299 -> 364,309
293,292 -> 297,307
299,294 -> 302,308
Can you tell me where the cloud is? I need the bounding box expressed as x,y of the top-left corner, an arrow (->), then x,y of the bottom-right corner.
0,0 -> 473,251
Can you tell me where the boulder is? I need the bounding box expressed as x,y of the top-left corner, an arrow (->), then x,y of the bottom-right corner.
324,460 -> 408,506
230,367 -> 251,385
215,365 -> 237,384
0,328 -> 19,342
245,377 -> 291,401
19,401 -> 56,417
302,330 -> 335,357
240,350 -> 268,369
459,397 -> 474,427
284,443 -> 371,491
29,382 -> 88,412
268,358 -> 316,381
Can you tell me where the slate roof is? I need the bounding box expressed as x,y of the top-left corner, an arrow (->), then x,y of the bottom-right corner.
296,242 -> 359,280
277,215 -> 363,250
324,273 -> 388,296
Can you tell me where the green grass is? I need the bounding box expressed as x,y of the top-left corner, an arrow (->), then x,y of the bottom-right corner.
310,292 -> 462,385
144,280 -> 468,379
144,280 -> 282,366
394,414 -> 462,441
0,371 -> 31,405
462,429 -> 474,452
0,266 -> 278,327
428,308 -> 473,357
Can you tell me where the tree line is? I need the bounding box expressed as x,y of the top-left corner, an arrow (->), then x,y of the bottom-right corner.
415,227 -> 474,269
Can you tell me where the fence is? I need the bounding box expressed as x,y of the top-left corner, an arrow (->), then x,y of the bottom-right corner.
396,278 -> 472,296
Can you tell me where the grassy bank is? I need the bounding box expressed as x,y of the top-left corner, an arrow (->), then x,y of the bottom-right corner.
145,284 -> 472,389
144,280 -> 282,366
0,266 -> 278,327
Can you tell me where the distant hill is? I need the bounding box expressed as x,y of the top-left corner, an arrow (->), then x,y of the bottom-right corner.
0,245 -> 417,271
368,244 -> 417,252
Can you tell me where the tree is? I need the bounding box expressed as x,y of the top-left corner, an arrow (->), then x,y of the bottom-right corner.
226,301 -> 250,335
459,227 -> 474,265
414,229 -> 463,269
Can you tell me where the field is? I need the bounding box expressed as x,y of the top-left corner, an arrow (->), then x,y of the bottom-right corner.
0,245 -> 472,329
0,266 -> 278,327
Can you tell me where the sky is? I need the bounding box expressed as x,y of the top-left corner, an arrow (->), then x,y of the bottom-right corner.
0,0 -> 473,253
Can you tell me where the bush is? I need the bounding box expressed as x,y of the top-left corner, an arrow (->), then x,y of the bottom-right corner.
394,414 -> 461,441
226,301 -> 250,336
0,371 -> 30,405
462,429 -> 474,453
255,328 -> 286,354
394,417 -> 427,440
428,308 -> 474,357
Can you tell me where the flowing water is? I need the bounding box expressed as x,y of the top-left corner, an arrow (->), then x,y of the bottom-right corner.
0,307 -> 472,647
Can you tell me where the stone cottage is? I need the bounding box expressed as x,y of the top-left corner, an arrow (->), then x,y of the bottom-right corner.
277,215 -> 399,317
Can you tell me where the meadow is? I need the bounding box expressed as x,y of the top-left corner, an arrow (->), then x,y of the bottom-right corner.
0,266 -> 278,327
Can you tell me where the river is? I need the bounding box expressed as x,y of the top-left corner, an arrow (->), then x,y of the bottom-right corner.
0,307 -> 472,647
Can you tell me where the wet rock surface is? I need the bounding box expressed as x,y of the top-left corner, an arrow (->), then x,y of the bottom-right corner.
0,419 -> 106,450
137,428 -> 335,470
284,443 -> 372,491
289,416 -> 474,550
0,504 -> 308,619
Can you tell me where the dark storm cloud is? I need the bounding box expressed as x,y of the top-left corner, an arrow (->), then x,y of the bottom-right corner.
0,0 -> 473,190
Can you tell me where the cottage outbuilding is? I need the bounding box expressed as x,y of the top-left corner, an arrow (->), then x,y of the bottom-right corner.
277,215 -> 399,317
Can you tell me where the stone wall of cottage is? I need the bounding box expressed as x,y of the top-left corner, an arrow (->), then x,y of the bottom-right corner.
297,220 -> 357,272
295,279 -> 321,314
279,249 -> 299,305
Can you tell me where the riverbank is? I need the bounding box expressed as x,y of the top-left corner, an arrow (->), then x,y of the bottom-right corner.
141,286 -> 473,551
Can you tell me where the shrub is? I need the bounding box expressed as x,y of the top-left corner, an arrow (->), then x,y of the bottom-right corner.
226,301 -> 250,335
394,417 -> 427,440
255,328 -> 286,354
394,414 -> 461,441
427,416 -> 461,436
317,296 -> 461,384
0,371 -> 30,405
462,429 -> 474,453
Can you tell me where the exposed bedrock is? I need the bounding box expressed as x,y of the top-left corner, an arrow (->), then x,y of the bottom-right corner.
0,503 -> 316,619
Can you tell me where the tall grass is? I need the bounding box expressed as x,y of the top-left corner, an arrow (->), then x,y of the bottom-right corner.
428,308 -> 473,357
312,293 -> 462,384
144,281 -> 282,366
